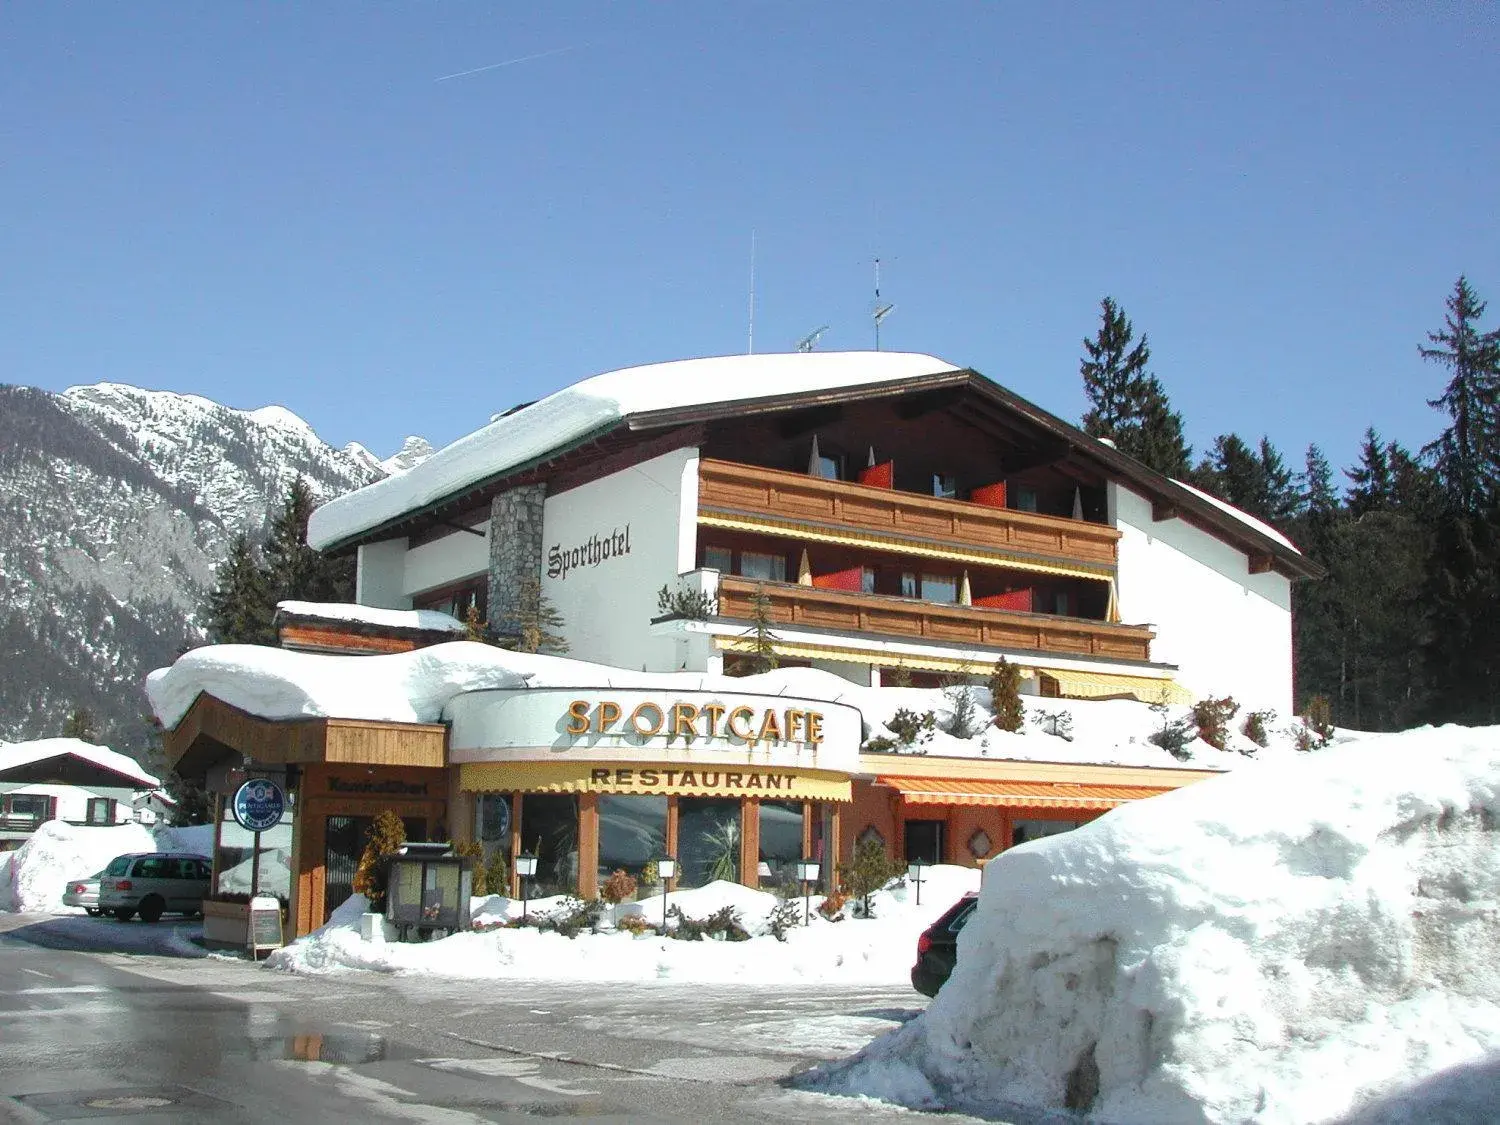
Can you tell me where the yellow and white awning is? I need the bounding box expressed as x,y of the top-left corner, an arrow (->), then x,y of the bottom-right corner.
459,760 -> 852,802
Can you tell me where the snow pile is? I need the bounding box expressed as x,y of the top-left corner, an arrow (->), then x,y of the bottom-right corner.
804,726 -> 1500,1124
0,821 -> 214,914
308,351 -> 960,549
267,867 -> 981,985
0,821 -> 157,913
0,737 -> 159,788
274,600 -> 466,634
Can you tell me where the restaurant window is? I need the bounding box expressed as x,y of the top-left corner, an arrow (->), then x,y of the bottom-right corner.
1011,818 -> 1082,846
596,794 -> 666,883
758,800 -> 803,888
932,473 -> 958,500
905,819 -> 944,865
475,794 -> 512,854
678,798 -> 742,887
921,573 -> 958,604
85,798 -> 116,826
703,545 -> 733,573
518,793 -> 579,897
740,551 -> 786,583
216,795 -> 294,900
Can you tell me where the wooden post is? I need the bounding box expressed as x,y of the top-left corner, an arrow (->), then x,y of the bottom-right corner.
577,793 -> 599,900
740,798 -> 760,887
801,800 -> 814,858
828,803 -> 843,885
509,793 -> 523,898
665,796 -> 680,891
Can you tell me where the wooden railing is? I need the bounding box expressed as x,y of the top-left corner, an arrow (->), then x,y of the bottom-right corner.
717,576 -> 1154,662
698,459 -> 1119,568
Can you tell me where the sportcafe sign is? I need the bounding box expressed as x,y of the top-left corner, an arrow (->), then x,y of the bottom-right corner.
447,687 -> 863,775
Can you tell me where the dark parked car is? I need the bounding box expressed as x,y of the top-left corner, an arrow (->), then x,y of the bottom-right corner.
911,892 -> 979,997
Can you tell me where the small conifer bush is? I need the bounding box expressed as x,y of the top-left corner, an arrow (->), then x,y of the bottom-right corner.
1191,696 -> 1240,750
601,868 -> 638,905
839,839 -> 903,918
351,810 -> 407,912
1241,709 -> 1276,749
988,657 -> 1025,732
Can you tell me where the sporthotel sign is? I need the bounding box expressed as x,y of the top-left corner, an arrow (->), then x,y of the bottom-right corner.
446,687 -> 862,775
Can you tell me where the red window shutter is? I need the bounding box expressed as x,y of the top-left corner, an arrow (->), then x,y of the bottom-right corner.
813,566 -> 867,592
976,589 -> 1033,612
857,461 -> 895,489
970,481 -> 1007,508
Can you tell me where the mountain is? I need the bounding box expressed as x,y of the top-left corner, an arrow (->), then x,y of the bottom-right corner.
0,381 -> 428,759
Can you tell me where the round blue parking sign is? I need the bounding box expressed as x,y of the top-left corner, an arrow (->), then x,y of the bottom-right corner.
232,778 -> 285,832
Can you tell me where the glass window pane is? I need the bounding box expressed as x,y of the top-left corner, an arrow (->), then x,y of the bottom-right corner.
921,574 -> 957,604
758,800 -> 803,888
932,473 -> 957,499
814,454 -> 841,480
1012,818 -> 1081,845
475,794 -> 512,847
597,795 -> 666,885
678,798 -> 742,887
519,793 -> 579,897
704,546 -> 733,573
901,572 -> 917,598
740,552 -> 786,582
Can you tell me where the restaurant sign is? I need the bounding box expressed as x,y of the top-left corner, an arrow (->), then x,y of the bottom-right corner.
447,687 -> 862,775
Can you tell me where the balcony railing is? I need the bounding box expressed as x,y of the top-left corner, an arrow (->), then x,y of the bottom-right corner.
698,459 -> 1119,569
716,575 -> 1154,662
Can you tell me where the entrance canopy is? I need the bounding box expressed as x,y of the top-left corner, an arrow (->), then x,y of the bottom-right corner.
460,760 -> 851,802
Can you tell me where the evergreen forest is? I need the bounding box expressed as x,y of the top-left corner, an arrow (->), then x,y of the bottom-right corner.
1079,277 -> 1500,731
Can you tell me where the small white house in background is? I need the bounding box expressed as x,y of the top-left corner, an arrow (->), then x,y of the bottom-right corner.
0,738 -> 160,851
131,789 -> 178,827
309,352 -> 1320,717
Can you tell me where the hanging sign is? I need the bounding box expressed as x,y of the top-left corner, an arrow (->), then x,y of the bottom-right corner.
232,779 -> 286,832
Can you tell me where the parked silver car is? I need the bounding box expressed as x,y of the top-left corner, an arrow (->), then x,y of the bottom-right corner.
97,852 -> 211,923
61,871 -> 105,915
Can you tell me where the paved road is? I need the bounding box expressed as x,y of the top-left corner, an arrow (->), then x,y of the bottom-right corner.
0,913 -> 992,1123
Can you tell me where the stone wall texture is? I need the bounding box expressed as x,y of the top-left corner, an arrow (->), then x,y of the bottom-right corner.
487,483 -> 547,640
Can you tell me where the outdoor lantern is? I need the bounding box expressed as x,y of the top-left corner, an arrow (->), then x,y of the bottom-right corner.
796,858 -> 820,924
655,856 -> 678,929
907,859 -> 926,907
515,852 -> 539,920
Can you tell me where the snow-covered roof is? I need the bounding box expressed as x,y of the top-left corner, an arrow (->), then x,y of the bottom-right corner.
1172,480 -> 1301,554
0,738 -> 159,789
307,351 -> 960,550
275,600 -> 467,634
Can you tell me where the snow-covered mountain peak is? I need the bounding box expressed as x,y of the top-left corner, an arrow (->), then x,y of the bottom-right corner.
382,436 -> 434,475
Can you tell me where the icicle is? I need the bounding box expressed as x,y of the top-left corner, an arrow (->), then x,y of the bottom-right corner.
959,570 -> 973,606
798,549 -> 813,586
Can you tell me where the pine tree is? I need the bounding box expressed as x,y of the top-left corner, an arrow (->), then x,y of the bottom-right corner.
264,477 -> 354,606
204,534 -> 276,644
62,707 -> 98,742
733,585 -> 780,675
1079,299 -> 1192,477
1345,428 -> 1394,518
1421,277 -> 1500,515
1193,434 -> 1297,528
503,575 -> 569,655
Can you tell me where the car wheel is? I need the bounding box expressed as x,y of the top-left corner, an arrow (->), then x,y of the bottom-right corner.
113,907 -> 136,922
137,896 -> 165,924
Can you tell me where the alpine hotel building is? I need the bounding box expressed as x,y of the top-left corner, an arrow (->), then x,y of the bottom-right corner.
158,353 -> 1317,938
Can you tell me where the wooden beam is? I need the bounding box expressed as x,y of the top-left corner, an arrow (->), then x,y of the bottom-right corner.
775,405 -> 843,441
1248,553 -> 1275,575
1152,500 -> 1180,522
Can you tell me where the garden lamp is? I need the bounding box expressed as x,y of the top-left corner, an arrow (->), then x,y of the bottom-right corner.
515,852 -> 538,920
656,856 -> 677,929
795,858 -> 820,925
906,859 -> 925,907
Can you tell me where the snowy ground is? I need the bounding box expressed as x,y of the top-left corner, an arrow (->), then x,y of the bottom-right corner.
267,866 -> 982,987
800,724 -> 1500,1125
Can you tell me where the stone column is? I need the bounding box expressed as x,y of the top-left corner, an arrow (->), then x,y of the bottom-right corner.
487,483 -> 547,642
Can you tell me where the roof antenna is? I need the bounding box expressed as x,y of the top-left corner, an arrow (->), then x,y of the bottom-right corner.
796,325 -> 830,352
747,230 -> 757,355
873,257 -> 895,350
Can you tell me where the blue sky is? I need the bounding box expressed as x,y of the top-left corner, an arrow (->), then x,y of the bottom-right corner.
2,4 -> 1496,475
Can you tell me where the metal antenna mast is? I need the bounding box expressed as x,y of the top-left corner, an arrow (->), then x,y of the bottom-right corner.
872,257 -> 895,350
747,230 -> 757,355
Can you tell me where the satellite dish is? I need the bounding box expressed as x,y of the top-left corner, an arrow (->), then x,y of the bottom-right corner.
796,325 -> 831,353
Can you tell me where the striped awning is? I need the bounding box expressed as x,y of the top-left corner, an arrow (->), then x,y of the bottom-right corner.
460,761 -> 852,802
876,775 -> 1174,811
1039,669 -> 1192,705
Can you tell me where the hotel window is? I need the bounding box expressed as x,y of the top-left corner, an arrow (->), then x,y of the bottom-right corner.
703,545 -> 733,573
1054,592 -> 1071,616
921,573 -> 958,604
901,572 -> 917,598
85,798 -> 115,826
739,551 -> 786,582
812,450 -> 844,481
932,473 -> 957,500
1013,487 -> 1039,512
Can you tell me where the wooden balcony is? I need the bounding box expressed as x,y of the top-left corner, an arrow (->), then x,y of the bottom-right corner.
698,458 -> 1119,571
716,576 -> 1154,662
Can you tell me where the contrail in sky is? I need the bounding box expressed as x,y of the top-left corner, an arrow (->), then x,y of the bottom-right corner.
434,44 -> 584,82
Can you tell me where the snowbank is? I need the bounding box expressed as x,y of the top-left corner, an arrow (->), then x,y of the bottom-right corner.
307,351 -> 959,550
266,868 -> 981,985
0,821 -> 214,914
804,725 -> 1500,1124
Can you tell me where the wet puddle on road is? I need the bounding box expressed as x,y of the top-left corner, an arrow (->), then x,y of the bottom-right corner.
226,1028 -> 420,1065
